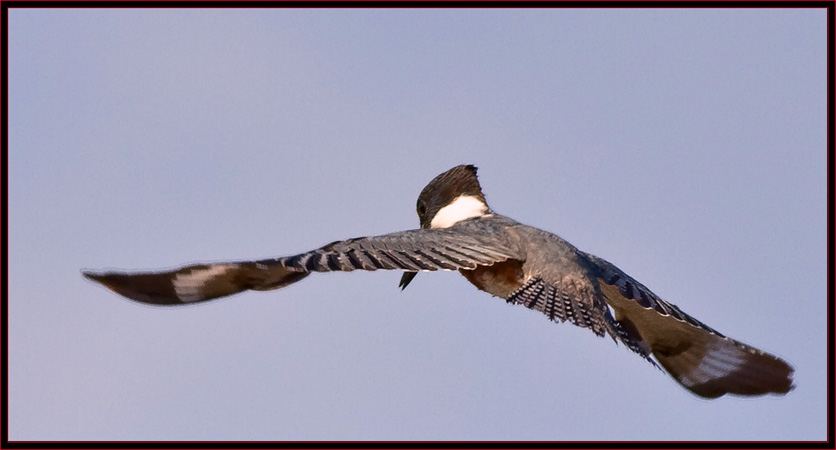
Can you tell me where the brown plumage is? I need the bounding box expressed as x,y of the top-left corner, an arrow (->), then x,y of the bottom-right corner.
83,164 -> 794,398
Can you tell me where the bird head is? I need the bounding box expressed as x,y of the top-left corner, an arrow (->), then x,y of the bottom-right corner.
415,164 -> 489,229
400,164 -> 490,290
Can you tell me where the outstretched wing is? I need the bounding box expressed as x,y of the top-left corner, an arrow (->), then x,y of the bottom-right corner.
82,227 -> 521,306
583,252 -> 795,398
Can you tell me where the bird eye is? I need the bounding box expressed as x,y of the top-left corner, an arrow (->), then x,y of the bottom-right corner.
417,201 -> 427,215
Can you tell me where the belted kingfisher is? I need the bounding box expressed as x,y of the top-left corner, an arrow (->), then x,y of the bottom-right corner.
83,164 -> 794,399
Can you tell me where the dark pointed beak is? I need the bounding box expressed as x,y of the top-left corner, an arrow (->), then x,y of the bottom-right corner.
399,271 -> 418,290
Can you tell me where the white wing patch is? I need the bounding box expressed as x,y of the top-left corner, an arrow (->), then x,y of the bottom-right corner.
678,340 -> 747,388
173,264 -> 239,303
430,195 -> 488,229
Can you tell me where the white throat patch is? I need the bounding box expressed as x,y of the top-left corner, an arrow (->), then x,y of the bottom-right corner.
430,195 -> 488,229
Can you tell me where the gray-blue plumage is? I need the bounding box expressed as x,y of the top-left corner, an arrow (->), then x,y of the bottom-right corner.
82,164 -> 794,399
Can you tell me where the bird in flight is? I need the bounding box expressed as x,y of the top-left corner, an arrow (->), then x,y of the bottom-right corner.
83,164 -> 794,399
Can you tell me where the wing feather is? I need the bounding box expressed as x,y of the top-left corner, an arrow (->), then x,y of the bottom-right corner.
506,277 -> 655,363
587,252 -> 794,398
82,227 -> 520,306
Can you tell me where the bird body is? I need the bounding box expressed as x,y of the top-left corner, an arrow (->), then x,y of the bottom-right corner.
83,164 -> 794,399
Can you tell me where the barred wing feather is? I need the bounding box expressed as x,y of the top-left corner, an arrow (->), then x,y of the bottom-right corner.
82,228 -> 520,306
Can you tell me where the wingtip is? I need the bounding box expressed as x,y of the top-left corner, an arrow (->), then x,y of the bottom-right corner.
82,270 -> 108,284
81,270 -> 123,294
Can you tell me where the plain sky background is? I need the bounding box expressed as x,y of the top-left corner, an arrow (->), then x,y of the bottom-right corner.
8,8 -> 827,442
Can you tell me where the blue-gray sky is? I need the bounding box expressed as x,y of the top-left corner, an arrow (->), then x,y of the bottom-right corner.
8,9 -> 826,441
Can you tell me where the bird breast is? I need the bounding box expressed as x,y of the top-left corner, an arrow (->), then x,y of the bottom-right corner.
459,259 -> 526,298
